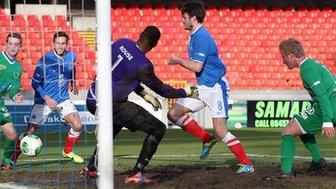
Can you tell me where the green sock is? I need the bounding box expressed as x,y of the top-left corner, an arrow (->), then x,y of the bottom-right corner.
2,138 -> 15,165
299,134 -> 322,163
281,135 -> 295,174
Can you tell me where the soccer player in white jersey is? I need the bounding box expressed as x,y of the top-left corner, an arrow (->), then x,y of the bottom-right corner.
167,0 -> 254,173
12,31 -> 84,164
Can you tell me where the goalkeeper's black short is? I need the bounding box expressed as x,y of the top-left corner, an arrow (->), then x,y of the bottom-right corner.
113,101 -> 165,134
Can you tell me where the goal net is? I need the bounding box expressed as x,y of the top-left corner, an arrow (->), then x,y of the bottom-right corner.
0,1 -> 101,188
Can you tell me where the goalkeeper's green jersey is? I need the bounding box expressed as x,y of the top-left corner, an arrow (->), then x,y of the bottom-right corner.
300,58 -> 336,122
0,51 -> 22,101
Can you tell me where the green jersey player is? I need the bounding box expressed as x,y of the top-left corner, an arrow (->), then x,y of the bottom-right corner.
0,33 -> 23,170
269,38 -> 336,179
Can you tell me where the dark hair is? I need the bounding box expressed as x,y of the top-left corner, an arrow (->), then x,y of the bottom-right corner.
181,0 -> 205,23
279,38 -> 305,58
53,31 -> 69,43
6,32 -> 22,44
140,25 -> 161,47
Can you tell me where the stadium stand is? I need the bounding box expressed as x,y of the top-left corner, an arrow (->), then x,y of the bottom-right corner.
1,5 -> 335,91
0,7 -> 96,90
111,6 -> 336,90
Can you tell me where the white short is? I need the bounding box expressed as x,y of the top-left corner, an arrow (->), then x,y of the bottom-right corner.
176,77 -> 230,118
29,99 -> 78,124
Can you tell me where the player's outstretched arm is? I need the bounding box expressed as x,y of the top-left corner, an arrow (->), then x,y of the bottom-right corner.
168,55 -> 203,73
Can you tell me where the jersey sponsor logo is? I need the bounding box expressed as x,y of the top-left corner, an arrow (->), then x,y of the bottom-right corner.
300,107 -> 315,120
0,64 -> 6,70
119,45 -> 133,61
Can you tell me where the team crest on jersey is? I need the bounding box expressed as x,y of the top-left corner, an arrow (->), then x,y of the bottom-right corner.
13,71 -> 20,79
0,64 -> 6,70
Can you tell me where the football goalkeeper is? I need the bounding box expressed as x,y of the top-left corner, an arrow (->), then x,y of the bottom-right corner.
80,25 -> 198,184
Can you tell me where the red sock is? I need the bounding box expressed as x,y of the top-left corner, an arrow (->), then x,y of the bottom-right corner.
12,124 -> 39,162
224,132 -> 251,165
179,115 -> 211,143
64,135 -> 80,153
11,138 -> 22,163
228,143 -> 251,165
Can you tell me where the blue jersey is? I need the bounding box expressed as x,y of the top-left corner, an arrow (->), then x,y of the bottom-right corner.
32,50 -> 76,104
189,26 -> 225,87
87,38 -> 187,104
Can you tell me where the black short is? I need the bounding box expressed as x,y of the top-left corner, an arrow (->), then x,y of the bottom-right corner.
113,101 -> 165,134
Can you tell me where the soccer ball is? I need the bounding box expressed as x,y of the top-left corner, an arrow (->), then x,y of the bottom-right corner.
20,134 -> 43,157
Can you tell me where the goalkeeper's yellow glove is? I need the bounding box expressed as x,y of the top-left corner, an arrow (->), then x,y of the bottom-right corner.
184,84 -> 199,98
140,90 -> 162,111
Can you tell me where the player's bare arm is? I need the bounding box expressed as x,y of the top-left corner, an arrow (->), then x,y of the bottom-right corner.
43,95 -> 58,110
169,56 -> 203,72
71,80 -> 78,95
71,64 -> 78,95
321,122 -> 335,138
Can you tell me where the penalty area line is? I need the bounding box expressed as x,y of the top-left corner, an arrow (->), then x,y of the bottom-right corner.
17,152 -> 336,163
117,153 -> 336,161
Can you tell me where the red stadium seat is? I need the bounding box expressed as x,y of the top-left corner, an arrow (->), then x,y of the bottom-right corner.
13,14 -> 27,27
108,6 -> 336,89
55,15 -> 68,27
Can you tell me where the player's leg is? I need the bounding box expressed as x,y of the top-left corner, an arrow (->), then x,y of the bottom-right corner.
130,115 -> 165,174
81,146 -> 98,178
265,106 -> 324,180
299,134 -> 326,173
11,104 -> 49,163
57,100 -> 84,163
213,117 -> 253,173
82,124 -> 123,178
58,100 -> 83,163
115,101 -> 164,184
208,78 -> 253,173
286,105 -> 327,175
0,121 -> 17,170
81,101 -> 98,177
280,119 -> 303,176
11,123 -> 39,163
299,134 -> 322,162
167,97 -> 215,156
0,103 -> 17,170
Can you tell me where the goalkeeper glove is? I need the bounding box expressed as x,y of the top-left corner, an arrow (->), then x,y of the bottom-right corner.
140,90 -> 162,111
184,84 -> 199,98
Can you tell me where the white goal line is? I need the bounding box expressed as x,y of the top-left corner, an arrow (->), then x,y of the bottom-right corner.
13,152 -> 336,164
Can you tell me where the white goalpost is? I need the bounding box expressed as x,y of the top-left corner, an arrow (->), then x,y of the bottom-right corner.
96,0 -> 113,188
